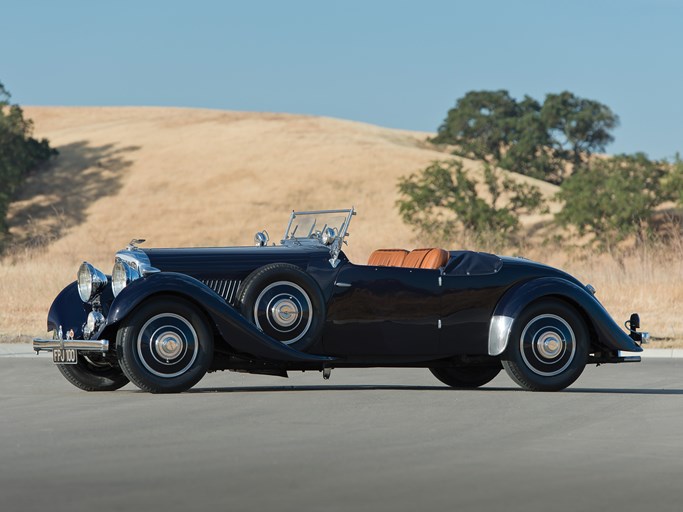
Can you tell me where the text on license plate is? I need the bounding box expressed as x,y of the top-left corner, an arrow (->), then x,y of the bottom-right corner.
53,348 -> 77,364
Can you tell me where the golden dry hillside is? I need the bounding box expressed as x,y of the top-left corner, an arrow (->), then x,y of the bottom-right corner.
13,106 -> 558,254
0,106 -> 680,344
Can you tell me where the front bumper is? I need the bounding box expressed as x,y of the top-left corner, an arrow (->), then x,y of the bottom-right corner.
33,338 -> 109,353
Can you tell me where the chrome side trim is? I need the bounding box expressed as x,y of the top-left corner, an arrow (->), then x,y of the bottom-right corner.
33,338 -> 109,353
335,282 -> 352,287
488,315 -> 514,356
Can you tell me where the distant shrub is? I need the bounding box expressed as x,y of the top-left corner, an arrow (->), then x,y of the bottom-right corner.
664,154 -> 683,207
556,153 -> 670,249
0,81 -> 57,240
397,159 -> 545,247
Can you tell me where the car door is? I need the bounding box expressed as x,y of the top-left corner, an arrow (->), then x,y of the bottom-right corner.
322,262 -> 441,356
437,251 -> 506,355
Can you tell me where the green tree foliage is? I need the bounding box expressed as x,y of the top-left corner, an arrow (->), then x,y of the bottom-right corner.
499,96 -> 559,182
434,90 -> 618,184
541,91 -> 619,171
425,89 -> 678,251
397,159 -> 545,245
663,154 -> 683,206
556,153 -> 669,249
0,81 -> 57,236
433,90 -> 521,163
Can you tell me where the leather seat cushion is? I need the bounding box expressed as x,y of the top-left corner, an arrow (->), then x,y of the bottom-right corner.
403,248 -> 450,269
367,249 -> 409,267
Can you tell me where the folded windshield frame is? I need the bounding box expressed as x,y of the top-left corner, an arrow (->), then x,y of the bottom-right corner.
281,208 -> 355,247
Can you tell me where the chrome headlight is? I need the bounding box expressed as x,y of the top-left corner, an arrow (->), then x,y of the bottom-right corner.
77,262 -> 108,303
112,259 -> 140,297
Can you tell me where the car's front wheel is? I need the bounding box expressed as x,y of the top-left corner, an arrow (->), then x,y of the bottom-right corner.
430,366 -> 501,389
116,296 -> 213,393
57,355 -> 129,391
502,299 -> 588,391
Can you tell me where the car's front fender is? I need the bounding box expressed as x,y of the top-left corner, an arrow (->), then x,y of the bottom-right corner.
45,282 -> 91,338
107,272 -> 334,363
488,277 -> 643,356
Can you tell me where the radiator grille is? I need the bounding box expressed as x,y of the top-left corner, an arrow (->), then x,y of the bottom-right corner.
201,279 -> 241,305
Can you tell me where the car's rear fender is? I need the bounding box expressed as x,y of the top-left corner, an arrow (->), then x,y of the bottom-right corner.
107,272 -> 334,363
488,277 -> 643,356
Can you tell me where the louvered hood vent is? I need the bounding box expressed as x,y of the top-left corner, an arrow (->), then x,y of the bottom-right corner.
201,279 -> 241,305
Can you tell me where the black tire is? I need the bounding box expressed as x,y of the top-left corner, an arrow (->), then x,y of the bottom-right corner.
502,299 -> 588,391
237,263 -> 325,351
430,366 -> 501,389
116,296 -> 214,393
57,356 -> 129,391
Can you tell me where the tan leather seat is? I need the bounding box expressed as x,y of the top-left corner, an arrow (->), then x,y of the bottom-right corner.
367,249 -> 409,267
403,248 -> 450,269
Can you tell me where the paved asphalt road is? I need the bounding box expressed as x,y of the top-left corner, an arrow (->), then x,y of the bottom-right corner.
1,357 -> 682,512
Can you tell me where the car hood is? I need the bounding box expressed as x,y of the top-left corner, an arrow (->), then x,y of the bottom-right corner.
141,246 -> 329,277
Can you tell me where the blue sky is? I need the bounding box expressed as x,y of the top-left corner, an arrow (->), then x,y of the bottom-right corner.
2,0 -> 681,159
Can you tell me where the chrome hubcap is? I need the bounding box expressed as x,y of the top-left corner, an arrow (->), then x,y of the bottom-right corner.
254,281 -> 313,345
536,332 -> 562,359
520,314 -> 576,377
137,313 -> 199,378
271,298 -> 299,327
154,331 -> 184,359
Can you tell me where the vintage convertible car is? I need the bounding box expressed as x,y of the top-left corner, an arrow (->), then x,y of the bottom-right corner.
34,208 -> 647,393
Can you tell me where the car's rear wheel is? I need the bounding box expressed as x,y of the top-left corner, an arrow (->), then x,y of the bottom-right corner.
57,355 -> 129,391
237,263 -> 325,351
116,296 -> 213,393
502,299 -> 588,391
430,366 -> 501,389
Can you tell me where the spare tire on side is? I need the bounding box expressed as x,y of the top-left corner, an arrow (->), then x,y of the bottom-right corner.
237,263 -> 326,352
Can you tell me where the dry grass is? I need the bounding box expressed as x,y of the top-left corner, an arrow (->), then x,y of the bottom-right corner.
0,106 -> 680,346
530,246 -> 683,347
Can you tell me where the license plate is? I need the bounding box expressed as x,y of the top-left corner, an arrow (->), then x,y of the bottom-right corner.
53,348 -> 77,364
